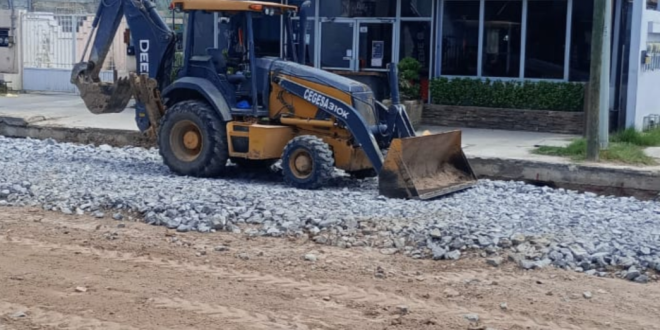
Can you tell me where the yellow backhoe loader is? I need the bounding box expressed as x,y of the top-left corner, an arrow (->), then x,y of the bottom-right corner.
70,0 -> 477,199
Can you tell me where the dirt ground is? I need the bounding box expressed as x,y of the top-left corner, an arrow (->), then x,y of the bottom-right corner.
0,208 -> 659,330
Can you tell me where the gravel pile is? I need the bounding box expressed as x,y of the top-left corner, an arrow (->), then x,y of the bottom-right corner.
1,136 -> 660,281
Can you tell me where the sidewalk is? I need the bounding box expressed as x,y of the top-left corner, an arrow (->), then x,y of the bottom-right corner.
0,93 -> 149,147
0,93 -> 137,130
1,93 -> 659,199
422,125 -> 660,170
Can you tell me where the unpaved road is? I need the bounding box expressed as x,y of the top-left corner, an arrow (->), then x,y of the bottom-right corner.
1,208 -> 659,330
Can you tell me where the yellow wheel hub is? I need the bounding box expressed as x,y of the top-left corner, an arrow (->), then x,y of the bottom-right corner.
183,131 -> 200,150
170,120 -> 203,162
289,149 -> 313,179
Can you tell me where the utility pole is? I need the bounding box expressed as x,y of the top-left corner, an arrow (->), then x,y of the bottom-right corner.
586,0 -> 611,161
599,0 -> 612,150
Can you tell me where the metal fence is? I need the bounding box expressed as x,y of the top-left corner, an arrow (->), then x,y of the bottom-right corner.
22,13 -> 87,69
20,11 -> 126,93
7,0 -> 174,93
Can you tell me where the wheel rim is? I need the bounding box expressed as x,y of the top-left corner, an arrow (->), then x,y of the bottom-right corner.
289,149 -> 313,179
170,120 -> 203,162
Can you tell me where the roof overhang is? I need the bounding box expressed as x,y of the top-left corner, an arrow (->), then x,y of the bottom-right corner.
170,0 -> 298,13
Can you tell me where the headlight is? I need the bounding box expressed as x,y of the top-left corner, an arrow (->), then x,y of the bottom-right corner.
353,94 -> 377,126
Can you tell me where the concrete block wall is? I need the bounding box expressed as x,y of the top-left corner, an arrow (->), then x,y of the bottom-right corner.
422,104 -> 585,135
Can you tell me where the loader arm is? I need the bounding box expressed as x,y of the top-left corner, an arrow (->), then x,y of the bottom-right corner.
275,77 -> 387,171
70,0 -> 176,132
276,63 -> 477,200
273,63 -> 422,172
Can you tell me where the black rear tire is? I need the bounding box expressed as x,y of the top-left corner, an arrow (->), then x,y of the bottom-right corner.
158,99 -> 229,177
281,136 -> 334,189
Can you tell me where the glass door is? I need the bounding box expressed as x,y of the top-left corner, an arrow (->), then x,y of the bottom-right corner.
319,18 -> 395,72
320,20 -> 356,70
356,20 -> 394,71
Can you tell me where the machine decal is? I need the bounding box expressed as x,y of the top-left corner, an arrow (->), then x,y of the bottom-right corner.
139,40 -> 150,74
279,78 -> 384,171
303,89 -> 349,119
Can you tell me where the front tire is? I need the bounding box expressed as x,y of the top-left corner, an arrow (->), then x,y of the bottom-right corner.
281,136 -> 334,189
158,99 -> 229,177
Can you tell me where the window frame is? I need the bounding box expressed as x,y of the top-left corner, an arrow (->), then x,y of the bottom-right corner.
400,0 -> 434,18
399,0 -> 434,84
435,0 -> 574,82
398,20 -> 434,75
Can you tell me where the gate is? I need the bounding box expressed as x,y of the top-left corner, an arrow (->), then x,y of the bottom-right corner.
21,12 -> 127,94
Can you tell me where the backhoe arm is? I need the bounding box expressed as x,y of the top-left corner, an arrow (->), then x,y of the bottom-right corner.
79,0 -> 124,81
70,0 -> 175,128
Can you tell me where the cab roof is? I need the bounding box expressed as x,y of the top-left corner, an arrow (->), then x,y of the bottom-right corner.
170,0 -> 298,13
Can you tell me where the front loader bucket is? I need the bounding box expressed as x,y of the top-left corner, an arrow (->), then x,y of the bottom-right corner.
378,130 -> 477,200
71,63 -> 133,114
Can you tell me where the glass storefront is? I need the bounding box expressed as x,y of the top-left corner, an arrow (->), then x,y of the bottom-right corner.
320,0 -> 397,18
570,0 -> 595,81
482,0 -> 522,78
320,22 -> 354,69
400,21 -> 432,76
401,0 -> 433,17
438,0 -> 594,82
358,22 -> 394,71
525,0 -> 568,79
243,0 -> 596,99
316,3 -> 399,72
441,1 -> 480,76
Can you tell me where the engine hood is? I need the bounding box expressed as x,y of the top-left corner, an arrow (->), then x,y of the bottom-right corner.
257,57 -> 372,95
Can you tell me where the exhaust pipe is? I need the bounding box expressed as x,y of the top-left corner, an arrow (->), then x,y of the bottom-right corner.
297,1 -> 311,65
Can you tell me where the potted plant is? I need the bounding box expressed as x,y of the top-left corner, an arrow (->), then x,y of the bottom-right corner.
396,57 -> 423,127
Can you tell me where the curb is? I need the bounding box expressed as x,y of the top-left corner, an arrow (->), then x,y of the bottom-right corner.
469,157 -> 660,200
1,120 -> 658,200
0,115 -> 47,127
0,121 -> 154,148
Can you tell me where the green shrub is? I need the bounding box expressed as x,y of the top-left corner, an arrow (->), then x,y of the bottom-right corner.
398,57 -> 422,100
611,127 -> 660,146
430,77 -> 585,112
534,138 -> 656,165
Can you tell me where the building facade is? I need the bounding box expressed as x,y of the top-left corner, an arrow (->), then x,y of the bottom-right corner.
251,0 -> 658,131
626,0 -> 660,130
2,0 -> 660,131
267,0 -> 598,96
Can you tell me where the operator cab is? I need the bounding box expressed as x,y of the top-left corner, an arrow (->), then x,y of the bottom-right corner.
170,0 -> 301,117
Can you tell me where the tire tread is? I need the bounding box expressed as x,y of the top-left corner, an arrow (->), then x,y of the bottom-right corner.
158,99 -> 229,177
282,135 -> 335,189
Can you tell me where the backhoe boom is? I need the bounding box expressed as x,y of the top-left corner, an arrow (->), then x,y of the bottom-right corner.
71,0 -> 176,132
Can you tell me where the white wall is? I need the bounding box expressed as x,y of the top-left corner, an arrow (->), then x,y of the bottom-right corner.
0,9 -> 23,90
9,12 -> 129,93
20,13 -> 128,70
626,4 -> 660,130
